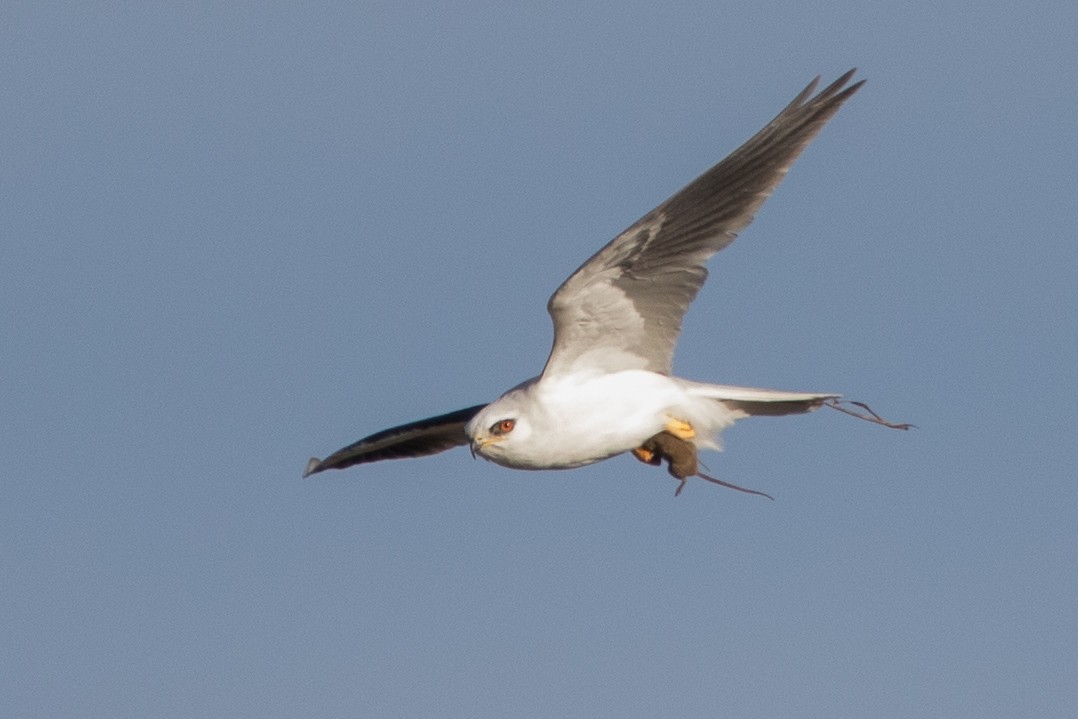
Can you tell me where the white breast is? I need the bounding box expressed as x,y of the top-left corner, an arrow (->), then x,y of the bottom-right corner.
485,371 -> 714,470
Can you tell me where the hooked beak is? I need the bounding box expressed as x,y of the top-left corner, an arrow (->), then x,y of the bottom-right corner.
469,436 -> 496,460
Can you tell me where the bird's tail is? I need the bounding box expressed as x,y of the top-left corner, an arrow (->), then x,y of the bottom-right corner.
680,380 -> 839,417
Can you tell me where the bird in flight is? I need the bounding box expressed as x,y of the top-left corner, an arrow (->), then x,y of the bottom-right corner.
304,69 -> 909,497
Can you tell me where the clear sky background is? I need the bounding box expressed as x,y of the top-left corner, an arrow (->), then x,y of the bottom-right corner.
3,3 -> 1076,717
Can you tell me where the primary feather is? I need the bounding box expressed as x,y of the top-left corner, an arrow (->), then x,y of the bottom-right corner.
542,70 -> 863,378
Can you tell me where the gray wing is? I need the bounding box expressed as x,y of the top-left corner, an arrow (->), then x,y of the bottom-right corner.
542,70 -> 864,379
303,404 -> 487,477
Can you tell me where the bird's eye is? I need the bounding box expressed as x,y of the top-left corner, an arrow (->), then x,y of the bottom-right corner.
490,419 -> 516,436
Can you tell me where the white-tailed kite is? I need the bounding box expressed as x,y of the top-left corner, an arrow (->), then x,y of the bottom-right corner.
304,70 -> 909,497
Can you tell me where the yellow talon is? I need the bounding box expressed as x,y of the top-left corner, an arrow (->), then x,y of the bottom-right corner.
633,446 -> 659,465
665,417 -> 695,440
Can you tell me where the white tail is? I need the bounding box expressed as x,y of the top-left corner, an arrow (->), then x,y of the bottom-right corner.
682,381 -> 839,417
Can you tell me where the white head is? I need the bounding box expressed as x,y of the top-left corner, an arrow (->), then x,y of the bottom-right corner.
465,386 -> 536,467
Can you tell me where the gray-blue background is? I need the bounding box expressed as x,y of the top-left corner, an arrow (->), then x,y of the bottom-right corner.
4,3 -> 1075,717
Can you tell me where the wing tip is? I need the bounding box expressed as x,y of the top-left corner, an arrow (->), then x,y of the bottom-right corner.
302,457 -> 323,478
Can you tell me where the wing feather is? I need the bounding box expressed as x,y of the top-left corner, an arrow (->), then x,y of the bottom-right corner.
542,70 -> 864,378
303,404 -> 487,477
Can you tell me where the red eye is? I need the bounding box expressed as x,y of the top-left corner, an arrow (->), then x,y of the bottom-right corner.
491,419 -> 516,435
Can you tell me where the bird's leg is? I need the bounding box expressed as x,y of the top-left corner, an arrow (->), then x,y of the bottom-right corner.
631,446 -> 661,465
664,416 -> 696,440
633,419 -> 694,465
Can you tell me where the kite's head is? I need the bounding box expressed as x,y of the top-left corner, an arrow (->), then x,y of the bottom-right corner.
464,386 -> 536,467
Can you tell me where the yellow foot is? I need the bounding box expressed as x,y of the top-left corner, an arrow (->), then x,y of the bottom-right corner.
632,446 -> 660,465
664,416 -> 696,440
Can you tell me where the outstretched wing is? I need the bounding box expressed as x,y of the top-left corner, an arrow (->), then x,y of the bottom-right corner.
542,70 -> 864,379
303,404 -> 487,477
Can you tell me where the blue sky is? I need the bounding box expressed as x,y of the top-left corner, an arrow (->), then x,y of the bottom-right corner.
3,2 -> 1076,717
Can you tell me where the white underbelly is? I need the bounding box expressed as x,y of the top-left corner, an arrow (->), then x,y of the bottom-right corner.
503,371 -> 691,469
